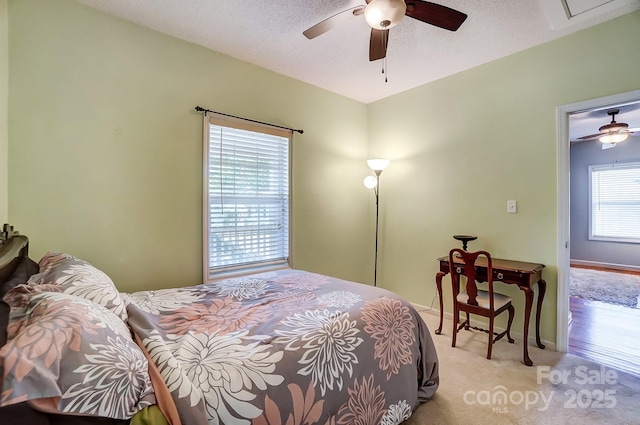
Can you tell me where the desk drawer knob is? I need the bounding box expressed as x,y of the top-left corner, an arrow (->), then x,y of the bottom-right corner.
456,267 -> 462,274
497,272 -> 504,280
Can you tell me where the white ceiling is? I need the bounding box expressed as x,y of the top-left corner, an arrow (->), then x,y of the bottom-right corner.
74,0 -> 640,104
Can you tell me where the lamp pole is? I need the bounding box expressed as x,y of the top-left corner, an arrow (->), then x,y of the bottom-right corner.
364,159 -> 389,287
373,170 -> 381,287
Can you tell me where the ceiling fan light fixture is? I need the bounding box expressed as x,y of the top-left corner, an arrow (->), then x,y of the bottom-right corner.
599,133 -> 629,144
364,0 -> 406,30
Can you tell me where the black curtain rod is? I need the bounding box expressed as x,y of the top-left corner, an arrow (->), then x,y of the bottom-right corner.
195,106 -> 303,134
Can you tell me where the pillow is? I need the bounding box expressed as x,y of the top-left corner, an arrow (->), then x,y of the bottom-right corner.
1,255 -> 39,347
27,252 -> 127,322
0,286 -> 156,420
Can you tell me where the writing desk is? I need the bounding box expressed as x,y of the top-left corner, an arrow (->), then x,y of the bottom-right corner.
435,255 -> 546,366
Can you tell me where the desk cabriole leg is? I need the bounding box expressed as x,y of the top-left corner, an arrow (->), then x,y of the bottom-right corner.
435,271 -> 445,335
535,279 -> 546,349
519,285 -> 534,366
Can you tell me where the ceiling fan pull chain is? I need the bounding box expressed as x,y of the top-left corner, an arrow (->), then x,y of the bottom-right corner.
384,57 -> 388,83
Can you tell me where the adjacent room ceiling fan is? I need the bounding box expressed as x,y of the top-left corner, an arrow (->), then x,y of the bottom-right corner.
576,109 -> 640,150
303,0 -> 467,62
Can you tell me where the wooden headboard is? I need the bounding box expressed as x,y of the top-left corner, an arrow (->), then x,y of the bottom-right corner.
0,224 -> 29,283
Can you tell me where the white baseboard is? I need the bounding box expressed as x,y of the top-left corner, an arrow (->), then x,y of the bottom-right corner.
412,303 -> 557,351
570,259 -> 640,273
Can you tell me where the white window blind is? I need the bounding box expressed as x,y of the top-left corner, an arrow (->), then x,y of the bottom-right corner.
203,114 -> 291,280
589,162 -> 640,243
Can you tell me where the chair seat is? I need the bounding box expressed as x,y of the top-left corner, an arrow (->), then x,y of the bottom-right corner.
457,290 -> 512,310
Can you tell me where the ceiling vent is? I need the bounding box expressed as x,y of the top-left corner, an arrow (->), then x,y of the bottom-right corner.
537,0 -> 640,28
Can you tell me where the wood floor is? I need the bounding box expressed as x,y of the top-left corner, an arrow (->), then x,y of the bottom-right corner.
568,296 -> 640,377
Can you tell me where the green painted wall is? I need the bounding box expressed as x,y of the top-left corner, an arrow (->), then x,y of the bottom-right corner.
7,0 -> 371,292
0,0 -> 7,224
367,11 -> 640,343
7,0 -> 640,345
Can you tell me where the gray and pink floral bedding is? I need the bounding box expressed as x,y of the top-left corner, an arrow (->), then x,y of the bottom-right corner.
0,252 -> 439,424
0,252 -> 155,420
0,285 -> 156,419
125,269 -> 439,425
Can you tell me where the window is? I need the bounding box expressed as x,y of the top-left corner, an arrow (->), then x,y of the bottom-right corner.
203,114 -> 291,281
589,162 -> 640,243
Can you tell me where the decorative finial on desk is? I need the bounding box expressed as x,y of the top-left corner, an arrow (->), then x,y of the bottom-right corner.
453,235 -> 477,251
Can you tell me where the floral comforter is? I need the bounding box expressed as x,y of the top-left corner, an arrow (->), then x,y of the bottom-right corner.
125,269 -> 439,425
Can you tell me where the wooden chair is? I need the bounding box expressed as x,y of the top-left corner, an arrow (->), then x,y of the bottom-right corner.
449,248 -> 515,359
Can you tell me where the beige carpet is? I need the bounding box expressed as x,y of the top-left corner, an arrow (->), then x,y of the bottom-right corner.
403,311 -> 640,425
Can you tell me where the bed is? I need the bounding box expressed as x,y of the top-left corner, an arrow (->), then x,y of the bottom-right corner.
0,224 -> 439,424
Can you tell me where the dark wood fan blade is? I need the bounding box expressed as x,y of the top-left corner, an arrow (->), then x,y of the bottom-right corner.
369,28 -> 389,61
303,6 -> 365,39
405,1 -> 467,31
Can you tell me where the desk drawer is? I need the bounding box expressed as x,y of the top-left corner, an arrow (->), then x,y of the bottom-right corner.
492,269 -> 526,283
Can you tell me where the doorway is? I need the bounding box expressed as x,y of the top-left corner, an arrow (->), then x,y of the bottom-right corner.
557,89 -> 640,376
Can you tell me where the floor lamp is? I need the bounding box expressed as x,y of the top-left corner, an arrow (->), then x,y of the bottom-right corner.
364,159 -> 390,286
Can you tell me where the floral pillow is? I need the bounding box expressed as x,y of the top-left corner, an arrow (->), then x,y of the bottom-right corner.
0,285 -> 156,419
27,252 -> 127,322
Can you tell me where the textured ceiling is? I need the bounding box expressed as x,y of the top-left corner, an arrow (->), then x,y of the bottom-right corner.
74,0 -> 640,104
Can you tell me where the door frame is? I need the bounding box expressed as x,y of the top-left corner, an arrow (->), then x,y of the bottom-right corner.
556,88 -> 640,352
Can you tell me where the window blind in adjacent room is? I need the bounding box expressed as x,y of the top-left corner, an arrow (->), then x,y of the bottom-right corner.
590,162 -> 640,243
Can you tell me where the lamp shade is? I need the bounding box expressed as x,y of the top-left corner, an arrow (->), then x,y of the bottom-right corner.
367,159 -> 390,172
364,0 -> 406,30
363,175 -> 378,189
599,133 -> 629,144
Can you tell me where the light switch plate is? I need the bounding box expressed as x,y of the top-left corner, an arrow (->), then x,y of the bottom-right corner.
507,200 -> 517,214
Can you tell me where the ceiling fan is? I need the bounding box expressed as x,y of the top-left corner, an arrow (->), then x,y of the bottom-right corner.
303,0 -> 467,62
576,109 -> 640,150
